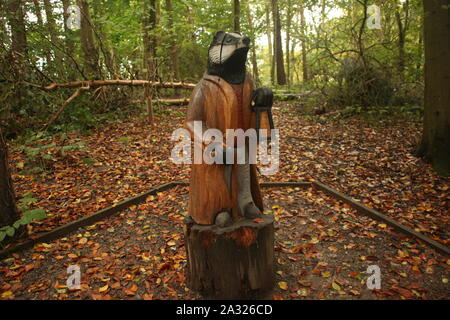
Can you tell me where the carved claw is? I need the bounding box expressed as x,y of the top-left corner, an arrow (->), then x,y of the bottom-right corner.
243,203 -> 262,219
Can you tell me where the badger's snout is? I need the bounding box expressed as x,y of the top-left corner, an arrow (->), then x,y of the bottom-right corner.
242,37 -> 250,46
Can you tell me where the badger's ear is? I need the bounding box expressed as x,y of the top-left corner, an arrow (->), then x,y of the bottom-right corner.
213,31 -> 225,40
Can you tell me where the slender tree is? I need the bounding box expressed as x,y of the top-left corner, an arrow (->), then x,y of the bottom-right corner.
61,0 -> 75,54
265,1 -> 274,84
77,0 -> 100,78
31,0 -> 52,66
271,0 -> 286,85
299,2 -> 308,82
233,0 -> 240,33
395,0 -> 409,78
32,0 -> 44,27
0,0 -> 9,47
142,0 -> 158,124
61,0 -> 76,80
7,0 -> 28,109
244,0 -> 260,85
416,0 -> 450,175
142,0 -> 157,79
165,0 -> 179,84
286,0 -> 292,86
44,0 -> 63,69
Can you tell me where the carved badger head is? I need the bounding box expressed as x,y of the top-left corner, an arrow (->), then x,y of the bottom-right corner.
207,31 -> 251,85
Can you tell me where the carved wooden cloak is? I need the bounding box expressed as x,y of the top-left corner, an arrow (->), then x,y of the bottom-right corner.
185,73 -> 270,225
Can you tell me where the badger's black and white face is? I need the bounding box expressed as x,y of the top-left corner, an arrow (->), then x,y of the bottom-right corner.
207,31 -> 251,85
208,31 -> 250,65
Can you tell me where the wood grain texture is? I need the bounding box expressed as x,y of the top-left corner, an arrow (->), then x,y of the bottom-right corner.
185,73 -> 270,225
185,215 -> 275,299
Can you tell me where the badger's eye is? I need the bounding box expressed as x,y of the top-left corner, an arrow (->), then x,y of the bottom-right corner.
226,38 -> 233,43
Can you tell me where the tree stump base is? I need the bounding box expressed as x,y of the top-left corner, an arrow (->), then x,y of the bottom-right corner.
184,215 -> 275,299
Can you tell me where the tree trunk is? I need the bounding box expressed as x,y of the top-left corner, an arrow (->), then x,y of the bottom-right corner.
291,38 -> 298,83
165,0 -> 180,90
244,0 -> 260,85
233,0 -> 240,33
61,0 -> 76,80
31,0 -> 52,65
77,0 -> 100,79
395,0 -> 409,78
91,3 -> 118,80
185,215 -> 275,299
416,31 -> 423,80
357,0 -> 368,62
43,0 -> 63,72
299,2 -> 308,82
32,0 -> 44,26
271,0 -> 286,85
320,0 -> 326,25
265,2 -> 274,85
142,0 -> 158,124
286,0 -> 292,86
142,0 -> 157,78
0,0 -> 9,47
0,129 -> 19,228
7,0 -> 28,109
416,0 -> 450,176
186,5 -> 196,40
61,0 -> 75,53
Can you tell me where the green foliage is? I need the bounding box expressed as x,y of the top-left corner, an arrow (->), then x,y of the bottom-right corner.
118,137 -> 132,143
15,132 -> 87,173
0,194 -> 46,243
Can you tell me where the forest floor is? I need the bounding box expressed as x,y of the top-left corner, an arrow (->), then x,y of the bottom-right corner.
1,102 -> 449,300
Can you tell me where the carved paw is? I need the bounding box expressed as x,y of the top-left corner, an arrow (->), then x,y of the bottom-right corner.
243,203 -> 262,219
215,211 -> 232,228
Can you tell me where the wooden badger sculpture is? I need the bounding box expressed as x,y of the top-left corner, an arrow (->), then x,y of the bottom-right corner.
185,31 -> 273,227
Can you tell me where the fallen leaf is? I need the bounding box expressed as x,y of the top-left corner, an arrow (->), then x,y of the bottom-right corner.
298,280 -> 312,287
99,284 -> 109,293
1,291 -> 14,299
332,281 -> 341,291
349,290 -> 360,296
278,282 -> 288,290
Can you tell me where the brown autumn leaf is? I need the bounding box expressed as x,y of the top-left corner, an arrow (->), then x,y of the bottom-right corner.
111,282 -> 121,289
278,282 -> 288,290
298,280 -> 312,287
99,284 -> 109,293
349,290 -> 360,296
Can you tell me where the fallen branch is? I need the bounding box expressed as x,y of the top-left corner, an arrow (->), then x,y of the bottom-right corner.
40,79 -> 196,90
31,79 -> 196,129
42,84 -> 90,131
131,98 -> 190,106
157,98 -> 190,105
